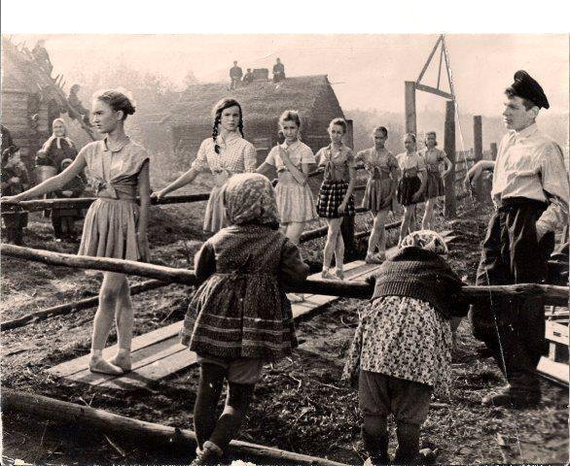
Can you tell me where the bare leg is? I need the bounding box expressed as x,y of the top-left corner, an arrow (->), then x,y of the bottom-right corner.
333,219 -> 345,278
322,218 -> 338,271
366,211 -> 380,257
367,210 -> 389,257
90,272 -> 125,374
110,276 -> 134,371
422,198 -> 436,230
399,206 -> 415,246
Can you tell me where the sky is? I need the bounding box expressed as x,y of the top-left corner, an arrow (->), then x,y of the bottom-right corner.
2,0 -> 569,120
6,33 -> 568,119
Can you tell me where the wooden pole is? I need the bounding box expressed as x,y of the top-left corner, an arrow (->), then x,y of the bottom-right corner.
1,279 -> 169,331
2,245 -> 568,305
1,389 -> 348,466
0,193 -> 212,213
490,142 -> 498,161
444,100 -> 456,218
405,81 -> 417,135
473,115 -> 483,201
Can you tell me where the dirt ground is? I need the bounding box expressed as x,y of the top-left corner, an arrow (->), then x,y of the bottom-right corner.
1,198 -> 568,465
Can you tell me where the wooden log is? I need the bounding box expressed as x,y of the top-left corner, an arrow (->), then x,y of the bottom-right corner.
0,193 -> 212,212
444,100 -> 456,218
1,388 -> 348,466
473,115 -> 484,201
490,142 -> 498,161
1,279 -> 169,331
2,244 -> 568,306
405,81 -> 417,134
354,219 -> 402,240
1,244 -> 198,286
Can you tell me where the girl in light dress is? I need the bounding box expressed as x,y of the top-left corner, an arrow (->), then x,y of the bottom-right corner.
153,98 -> 257,233
3,90 -> 151,375
396,133 -> 427,246
257,110 -> 316,301
355,126 -> 399,263
419,131 -> 452,230
315,118 -> 356,280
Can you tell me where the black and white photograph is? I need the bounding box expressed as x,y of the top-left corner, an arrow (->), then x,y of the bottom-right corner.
1,2 -> 569,465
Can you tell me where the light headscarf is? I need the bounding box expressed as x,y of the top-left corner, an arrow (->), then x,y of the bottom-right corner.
222,173 -> 280,226
401,229 -> 448,255
42,118 -> 75,151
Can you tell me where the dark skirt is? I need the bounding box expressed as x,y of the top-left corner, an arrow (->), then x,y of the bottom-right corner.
317,180 -> 355,218
397,176 -> 422,206
362,177 -> 394,213
425,171 -> 445,199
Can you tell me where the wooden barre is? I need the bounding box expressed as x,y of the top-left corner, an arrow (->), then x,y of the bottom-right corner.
0,388 -> 348,466
0,279 -> 169,331
0,166 -> 368,213
2,244 -> 568,306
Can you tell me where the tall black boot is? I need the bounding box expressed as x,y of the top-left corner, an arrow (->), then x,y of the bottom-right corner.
393,423 -> 421,465
362,426 -> 390,465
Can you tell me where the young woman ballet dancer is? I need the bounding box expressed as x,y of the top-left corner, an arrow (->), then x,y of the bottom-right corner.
3,90 -> 150,375
153,98 -> 257,233
315,118 -> 356,280
355,126 -> 399,263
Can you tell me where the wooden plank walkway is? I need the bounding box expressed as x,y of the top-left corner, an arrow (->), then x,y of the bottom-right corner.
47,259 -> 384,390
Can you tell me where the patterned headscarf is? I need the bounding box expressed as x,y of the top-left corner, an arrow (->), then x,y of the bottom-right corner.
401,229 -> 448,255
222,173 -> 280,226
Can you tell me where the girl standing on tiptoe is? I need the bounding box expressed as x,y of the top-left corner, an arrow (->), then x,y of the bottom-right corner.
2,90 -> 150,375
419,131 -> 452,230
315,118 -> 356,280
181,173 -> 309,466
396,133 -> 427,246
257,110 -> 317,245
153,98 -> 257,233
356,126 -> 399,263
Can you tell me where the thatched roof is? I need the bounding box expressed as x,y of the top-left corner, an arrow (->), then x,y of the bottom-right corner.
166,75 -> 344,126
1,37 -> 68,108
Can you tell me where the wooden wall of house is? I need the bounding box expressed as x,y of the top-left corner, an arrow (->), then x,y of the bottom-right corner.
1,90 -> 51,170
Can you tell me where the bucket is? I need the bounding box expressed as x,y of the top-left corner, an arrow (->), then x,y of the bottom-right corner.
34,165 -> 57,185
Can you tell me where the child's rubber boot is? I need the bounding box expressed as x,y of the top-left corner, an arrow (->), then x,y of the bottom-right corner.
362,427 -> 390,466
190,441 -> 223,466
393,422 -> 421,465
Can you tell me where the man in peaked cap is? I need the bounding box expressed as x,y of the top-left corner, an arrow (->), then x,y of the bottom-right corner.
469,71 -> 569,408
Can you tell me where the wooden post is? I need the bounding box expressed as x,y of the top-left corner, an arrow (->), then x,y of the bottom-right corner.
405,81 -> 417,135
341,216 -> 356,262
444,100 -> 456,218
473,115 -> 483,201
490,142 -> 498,161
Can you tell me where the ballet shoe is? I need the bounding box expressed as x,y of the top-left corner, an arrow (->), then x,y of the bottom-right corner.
89,357 -> 124,375
110,354 -> 132,372
287,293 -> 305,303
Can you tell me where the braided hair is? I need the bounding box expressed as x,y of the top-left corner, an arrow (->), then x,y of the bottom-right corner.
211,98 -> 244,154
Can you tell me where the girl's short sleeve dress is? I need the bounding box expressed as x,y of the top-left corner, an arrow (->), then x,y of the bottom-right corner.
191,137 -> 258,232
264,140 -> 317,223
78,138 -> 150,262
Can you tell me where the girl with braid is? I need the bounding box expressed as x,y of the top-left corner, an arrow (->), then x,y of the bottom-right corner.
154,98 -> 257,232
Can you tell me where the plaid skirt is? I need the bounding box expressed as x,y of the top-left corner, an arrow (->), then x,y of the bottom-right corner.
397,176 -> 423,206
317,180 -> 355,218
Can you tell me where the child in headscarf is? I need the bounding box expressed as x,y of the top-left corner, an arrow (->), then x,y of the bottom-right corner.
180,173 -> 310,466
342,230 -> 468,465
52,158 -> 86,241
